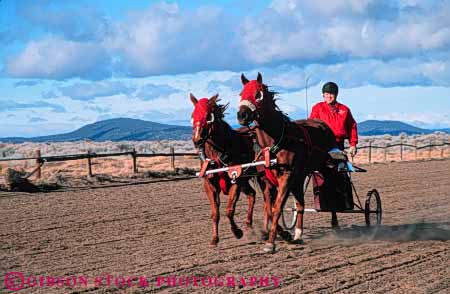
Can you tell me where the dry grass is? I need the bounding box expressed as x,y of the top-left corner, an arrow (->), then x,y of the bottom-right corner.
354,132 -> 450,163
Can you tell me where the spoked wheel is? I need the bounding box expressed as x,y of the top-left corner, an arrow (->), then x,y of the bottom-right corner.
281,193 -> 297,230
365,189 -> 382,226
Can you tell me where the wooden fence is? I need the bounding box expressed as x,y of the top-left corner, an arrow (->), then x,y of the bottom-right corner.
0,140 -> 449,179
356,141 -> 450,163
0,148 -> 197,179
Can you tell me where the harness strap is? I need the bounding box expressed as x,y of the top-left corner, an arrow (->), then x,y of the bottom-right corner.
269,115 -> 287,154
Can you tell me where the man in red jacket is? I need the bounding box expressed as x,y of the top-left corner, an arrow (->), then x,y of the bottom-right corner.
309,82 -> 358,228
310,82 -> 358,156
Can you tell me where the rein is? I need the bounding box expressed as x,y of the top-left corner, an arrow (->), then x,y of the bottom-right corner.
268,113 -> 287,154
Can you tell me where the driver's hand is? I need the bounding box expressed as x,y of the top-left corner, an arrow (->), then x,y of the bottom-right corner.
349,146 -> 357,157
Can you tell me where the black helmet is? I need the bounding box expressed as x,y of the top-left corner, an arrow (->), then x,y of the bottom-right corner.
322,82 -> 338,95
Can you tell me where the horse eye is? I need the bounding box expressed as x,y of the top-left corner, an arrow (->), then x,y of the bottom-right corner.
255,92 -> 261,99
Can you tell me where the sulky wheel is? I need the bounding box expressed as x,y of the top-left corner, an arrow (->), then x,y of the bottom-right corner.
365,189 -> 382,226
281,193 -> 297,230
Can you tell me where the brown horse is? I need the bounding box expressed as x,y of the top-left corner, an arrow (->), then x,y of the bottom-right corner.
190,93 -> 281,246
237,73 -> 337,253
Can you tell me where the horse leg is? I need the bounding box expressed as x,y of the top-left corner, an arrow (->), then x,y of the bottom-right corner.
264,173 -> 292,253
241,181 -> 256,228
204,180 -> 220,246
258,177 -> 289,241
225,184 -> 243,239
291,182 -> 305,244
257,177 -> 272,240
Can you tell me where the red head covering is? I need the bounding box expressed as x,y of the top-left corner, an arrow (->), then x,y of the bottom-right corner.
240,80 -> 263,106
191,98 -> 211,128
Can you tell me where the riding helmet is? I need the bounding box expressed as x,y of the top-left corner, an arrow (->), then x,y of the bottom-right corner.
322,82 -> 339,95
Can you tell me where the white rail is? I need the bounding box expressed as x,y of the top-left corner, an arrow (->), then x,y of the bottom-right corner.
196,159 -> 277,177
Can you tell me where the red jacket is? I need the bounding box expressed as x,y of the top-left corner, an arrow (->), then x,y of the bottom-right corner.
309,101 -> 358,146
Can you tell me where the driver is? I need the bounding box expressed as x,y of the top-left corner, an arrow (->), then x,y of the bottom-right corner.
309,81 -> 358,157
309,81 -> 358,228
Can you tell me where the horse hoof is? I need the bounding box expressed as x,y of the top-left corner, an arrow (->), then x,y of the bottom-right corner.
233,228 -> 244,239
260,231 -> 269,241
332,224 -> 340,230
291,238 -> 304,245
262,243 -> 276,254
209,238 -> 219,247
280,231 -> 292,242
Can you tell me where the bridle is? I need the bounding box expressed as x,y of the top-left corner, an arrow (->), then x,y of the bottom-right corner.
192,111 -> 215,147
193,111 -> 233,166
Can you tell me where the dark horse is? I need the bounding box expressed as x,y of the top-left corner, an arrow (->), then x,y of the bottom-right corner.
237,73 -> 337,253
190,93 -> 282,246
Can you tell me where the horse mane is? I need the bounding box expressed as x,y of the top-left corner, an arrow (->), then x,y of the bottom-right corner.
262,84 -> 290,120
211,99 -> 229,121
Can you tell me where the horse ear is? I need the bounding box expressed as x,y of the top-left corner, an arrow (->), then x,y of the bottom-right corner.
209,93 -> 219,105
257,72 -> 263,84
241,74 -> 249,85
190,93 -> 198,105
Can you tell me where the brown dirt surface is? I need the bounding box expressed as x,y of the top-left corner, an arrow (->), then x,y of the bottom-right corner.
1,159 -> 450,293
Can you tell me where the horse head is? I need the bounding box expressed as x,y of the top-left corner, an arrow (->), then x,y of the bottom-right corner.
237,72 -> 274,126
190,93 -> 225,146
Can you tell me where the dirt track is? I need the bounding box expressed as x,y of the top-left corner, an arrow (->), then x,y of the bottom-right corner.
1,159 -> 450,293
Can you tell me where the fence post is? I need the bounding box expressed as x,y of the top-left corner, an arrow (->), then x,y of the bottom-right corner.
400,139 -> 403,161
441,142 -> 445,158
87,150 -> 93,177
384,144 -> 387,162
35,150 -> 41,179
368,141 -> 372,163
414,141 -> 417,160
132,148 -> 138,174
170,147 -> 175,170
429,140 -> 432,159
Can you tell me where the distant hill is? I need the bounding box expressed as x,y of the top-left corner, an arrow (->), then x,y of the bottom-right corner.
0,118 -> 192,143
0,118 -> 448,143
358,120 -> 444,136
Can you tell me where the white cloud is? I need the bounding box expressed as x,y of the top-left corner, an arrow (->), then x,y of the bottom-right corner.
6,37 -> 111,80
4,0 -> 450,86
2,1 -> 450,137
59,81 -> 136,101
240,0 -> 450,64
105,3 -> 245,76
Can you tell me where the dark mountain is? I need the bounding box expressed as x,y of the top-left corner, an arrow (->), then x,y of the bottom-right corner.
358,120 -> 439,136
1,118 -> 448,143
0,118 -> 192,143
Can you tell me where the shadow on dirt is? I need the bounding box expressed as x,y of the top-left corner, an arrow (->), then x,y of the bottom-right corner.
312,221 -> 450,244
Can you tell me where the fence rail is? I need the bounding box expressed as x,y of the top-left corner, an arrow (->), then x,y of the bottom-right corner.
0,148 -> 198,179
348,141 -> 450,163
0,141 -> 449,179
356,142 -> 450,149
0,151 -> 198,162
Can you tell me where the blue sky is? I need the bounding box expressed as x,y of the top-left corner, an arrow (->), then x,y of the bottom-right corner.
1,0 -> 449,137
